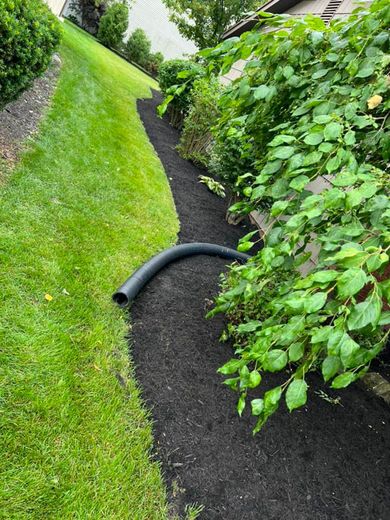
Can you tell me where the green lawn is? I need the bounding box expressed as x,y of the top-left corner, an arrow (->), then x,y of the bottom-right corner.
0,22 -> 179,518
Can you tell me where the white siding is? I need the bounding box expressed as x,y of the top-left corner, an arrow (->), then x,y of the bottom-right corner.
45,0 -> 65,17
126,0 -> 198,59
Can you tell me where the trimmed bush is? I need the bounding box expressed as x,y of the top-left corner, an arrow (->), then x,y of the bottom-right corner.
0,0 -> 61,109
124,28 -> 151,68
97,1 -> 129,50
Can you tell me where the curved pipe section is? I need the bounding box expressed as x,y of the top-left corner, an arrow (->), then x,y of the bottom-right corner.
113,242 -> 250,308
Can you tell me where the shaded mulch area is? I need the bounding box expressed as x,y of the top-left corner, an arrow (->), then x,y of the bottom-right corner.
131,92 -> 390,519
0,57 -> 61,164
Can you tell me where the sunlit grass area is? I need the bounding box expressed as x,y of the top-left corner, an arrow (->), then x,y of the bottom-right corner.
0,21 -> 178,518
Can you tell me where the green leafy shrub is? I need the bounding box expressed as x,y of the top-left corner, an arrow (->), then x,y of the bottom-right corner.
201,0 -> 390,431
145,51 -> 164,76
0,0 -> 61,109
158,59 -> 205,127
177,76 -> 222,167
124,28 -> 152,67
97,1 -> 129,50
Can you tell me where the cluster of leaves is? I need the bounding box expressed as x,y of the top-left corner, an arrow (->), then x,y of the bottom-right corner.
0,0 -> 61,109
200,0 -> 390,431
177,76 -> 222,167
158,59 -> 205,124
97,1 -> 129,50
162,0 -> 260,49
199,175 -> 226,198
124,28 -> 164,75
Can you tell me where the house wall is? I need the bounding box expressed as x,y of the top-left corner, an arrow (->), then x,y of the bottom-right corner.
126,0 -> 198,59
63,0 -> 197,59
45,0 -> 65,17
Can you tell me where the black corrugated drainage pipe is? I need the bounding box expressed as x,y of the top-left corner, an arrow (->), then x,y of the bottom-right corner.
112,242 -> 250,308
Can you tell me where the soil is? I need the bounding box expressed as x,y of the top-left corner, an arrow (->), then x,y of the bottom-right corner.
131,92 -> 390,520
0,56 -> 61,164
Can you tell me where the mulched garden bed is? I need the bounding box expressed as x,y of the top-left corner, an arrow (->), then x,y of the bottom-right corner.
131,92 -> 390,520
0,56 -> 61,165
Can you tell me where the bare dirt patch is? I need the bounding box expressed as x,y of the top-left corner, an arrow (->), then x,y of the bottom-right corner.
0,56 -> 61,165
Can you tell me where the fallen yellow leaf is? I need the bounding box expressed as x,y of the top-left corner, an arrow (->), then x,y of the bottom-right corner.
367,94 -> 383,110
44,293 -> 53,302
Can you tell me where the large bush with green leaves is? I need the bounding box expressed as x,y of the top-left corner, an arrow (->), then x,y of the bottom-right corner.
201,0 -> 390,431
177,76 -> 222,167
124,28 -> 151,67
97,1 -> 128,50
0,0 -> 61,109
158,59 -> 205,127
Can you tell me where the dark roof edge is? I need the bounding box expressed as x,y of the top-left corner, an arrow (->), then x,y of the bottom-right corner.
223,0 -> 302,39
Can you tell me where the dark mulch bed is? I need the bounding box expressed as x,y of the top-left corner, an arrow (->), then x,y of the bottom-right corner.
0,56 -> 61,164
131,92 -> 390,520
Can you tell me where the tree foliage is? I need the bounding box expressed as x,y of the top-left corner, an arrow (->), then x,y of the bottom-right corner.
124,28 -> 152,67
69,0 -> 108,35
162,0 -> 259,49
198,0 -> 390,431
97,1 -> 129,49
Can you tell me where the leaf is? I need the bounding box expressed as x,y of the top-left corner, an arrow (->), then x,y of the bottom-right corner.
336,268 -> 367,300
264,386 -> 282,413
322,356 -> 341,381
304,132 -> 323,146
304,292 -> 327,313
218,358 -> 243,375
251,398 -> 264,416
254,84 -> 271,100
324,122 -> 343,141
344,130 -> 356,146
312,68 -> 329,79
303,151 -> 322,166
311,326 -> 332,343
286,379 -> 308,411
311,270 -> 339,283
289,175 -> 309,192
366,252 -> 389,273
238,241 -> 255,252
248,370 -> 262,388
263,350 -> 288,372
331,371 -> 357,389
237,394 -> 246,417
289,342 -> 305,362
271,200 -> 289,217
340,335 -> 360,368
379,311 -> 390,326
326,155 -> 341,173
45,293 -> 53,302
347,296 -> 382,331
356,59 -> 375,78
237,321 -> 262,333
273,146 -> 296,160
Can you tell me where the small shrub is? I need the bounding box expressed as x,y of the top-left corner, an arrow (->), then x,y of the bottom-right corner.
145,51 -> 164,76
97,1 -> 129,50
158,59 -> 205,127
124,28 -> 151,67
0,0 -> 61,109
177,76 -> 221,167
